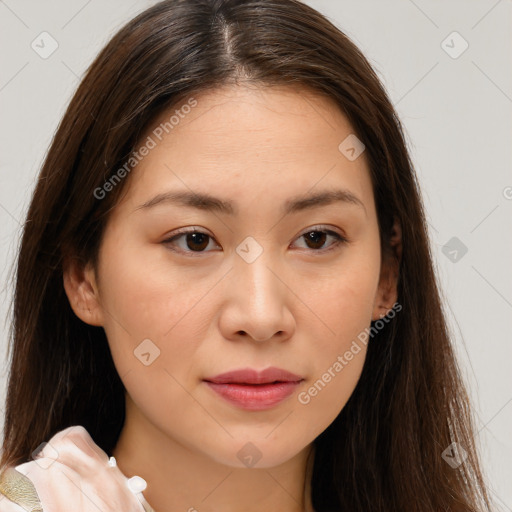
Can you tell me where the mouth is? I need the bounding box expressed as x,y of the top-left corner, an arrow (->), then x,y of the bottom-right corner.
203,367 -> 304,411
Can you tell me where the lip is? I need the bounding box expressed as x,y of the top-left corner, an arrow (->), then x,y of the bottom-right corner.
203,367 -> 304,411
205,367 -> 303,385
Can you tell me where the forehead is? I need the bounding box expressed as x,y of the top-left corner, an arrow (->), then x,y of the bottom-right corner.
114,84 -> 373,216
150,84 -> 355,154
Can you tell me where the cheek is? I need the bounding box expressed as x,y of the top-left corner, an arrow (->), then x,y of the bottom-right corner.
306,249 -> 380,349
96,239 -> 214,376
293,246 -> 379,417
96,242 -> 211,439
293,342 -> 366,447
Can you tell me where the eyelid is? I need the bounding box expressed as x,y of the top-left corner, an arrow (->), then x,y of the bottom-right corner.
296,224 -> 347,241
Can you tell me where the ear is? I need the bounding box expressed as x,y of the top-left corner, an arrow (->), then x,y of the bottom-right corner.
372,218 -> 402,321
62,256 -> 104,327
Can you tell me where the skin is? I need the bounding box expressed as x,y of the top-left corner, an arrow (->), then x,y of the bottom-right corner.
63,84 -> 400,512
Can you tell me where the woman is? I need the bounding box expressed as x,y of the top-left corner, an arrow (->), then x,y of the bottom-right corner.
0,0 -> 492,511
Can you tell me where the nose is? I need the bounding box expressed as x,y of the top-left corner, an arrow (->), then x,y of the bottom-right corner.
217,247 -> 295,343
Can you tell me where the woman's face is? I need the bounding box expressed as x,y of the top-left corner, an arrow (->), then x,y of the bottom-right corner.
67,85 -> 391,468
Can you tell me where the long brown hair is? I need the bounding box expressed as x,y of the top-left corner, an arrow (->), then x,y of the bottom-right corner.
1,1 -> 492,510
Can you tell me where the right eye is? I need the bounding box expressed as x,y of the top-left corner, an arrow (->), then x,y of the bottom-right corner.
161,228 -> 221,255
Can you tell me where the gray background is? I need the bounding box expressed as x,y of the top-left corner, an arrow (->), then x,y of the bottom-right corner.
1,0 -> 510,509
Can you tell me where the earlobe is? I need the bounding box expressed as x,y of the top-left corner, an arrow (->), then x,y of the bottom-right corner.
62,256 -> 104,327
371,218 -> 402,321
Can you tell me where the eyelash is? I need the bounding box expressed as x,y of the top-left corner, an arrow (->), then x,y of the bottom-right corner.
161,226 -> 348,256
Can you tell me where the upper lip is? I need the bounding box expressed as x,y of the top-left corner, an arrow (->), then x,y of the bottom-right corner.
204,367 -> 303,385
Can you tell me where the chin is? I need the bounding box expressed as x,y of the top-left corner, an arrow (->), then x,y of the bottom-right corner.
202,434 -> 310,470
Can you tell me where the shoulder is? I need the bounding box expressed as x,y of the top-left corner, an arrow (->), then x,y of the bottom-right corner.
0,425 -> 152,512
0,425 -> 101,512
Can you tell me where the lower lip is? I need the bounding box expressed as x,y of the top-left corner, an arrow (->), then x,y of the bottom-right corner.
204,381 -> 302,411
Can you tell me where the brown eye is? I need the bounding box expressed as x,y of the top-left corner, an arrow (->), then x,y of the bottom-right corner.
293,228 -> 347,253
303,230 -> 328,250
162,229 -> 220,254
182,232 -> 210,251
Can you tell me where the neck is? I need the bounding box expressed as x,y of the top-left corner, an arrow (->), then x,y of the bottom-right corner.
111,394 -> 316,512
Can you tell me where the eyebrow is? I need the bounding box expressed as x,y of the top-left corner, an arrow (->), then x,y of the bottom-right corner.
134,188 -> 366,216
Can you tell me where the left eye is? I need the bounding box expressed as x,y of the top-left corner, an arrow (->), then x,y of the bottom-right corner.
162,227 -> 347,255
293,229 -> 347,252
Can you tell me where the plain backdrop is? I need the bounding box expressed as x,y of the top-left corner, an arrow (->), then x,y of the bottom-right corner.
0,0 -> 511,509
